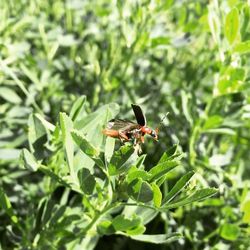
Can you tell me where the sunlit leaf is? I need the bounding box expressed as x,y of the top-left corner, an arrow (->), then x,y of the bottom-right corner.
203,115 -> 223,130
225,8 -> 239,44
220,223 -> 240,241
242,200 -> 250,224
71,130 -> 100,157
234,41 -> 250,54
162,188 -> 218,209
151,182 -> 162,208
149,160 -> 179,182
162,171 -> 195,205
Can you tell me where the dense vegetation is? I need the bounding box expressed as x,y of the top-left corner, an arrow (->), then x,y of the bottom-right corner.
0,0 -> 250,249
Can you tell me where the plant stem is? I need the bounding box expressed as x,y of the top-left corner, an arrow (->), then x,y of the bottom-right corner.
77,202 -> 121,237
122,202 -> 158,211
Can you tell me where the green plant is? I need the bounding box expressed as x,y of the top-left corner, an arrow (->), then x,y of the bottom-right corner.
2,99 -> 214,249
1,0 -> 250,249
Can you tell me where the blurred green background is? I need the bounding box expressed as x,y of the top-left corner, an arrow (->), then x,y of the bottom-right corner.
0,0 -> 250,249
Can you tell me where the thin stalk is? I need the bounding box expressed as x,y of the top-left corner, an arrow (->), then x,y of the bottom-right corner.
121,202 -> 158,211
76,202 -> 121,237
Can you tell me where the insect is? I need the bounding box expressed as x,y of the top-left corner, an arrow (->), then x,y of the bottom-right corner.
102,104 -> 158,146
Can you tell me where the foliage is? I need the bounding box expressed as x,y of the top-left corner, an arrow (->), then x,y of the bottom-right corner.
0,0 -> 250,249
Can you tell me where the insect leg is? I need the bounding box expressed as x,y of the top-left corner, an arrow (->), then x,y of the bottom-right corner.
118,131 -> 130,142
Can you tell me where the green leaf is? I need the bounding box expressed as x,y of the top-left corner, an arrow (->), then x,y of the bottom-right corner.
104,137 -> 115,164
112,214 -> 141,232
242,199 -> 250,223
127,166 -> 150,184
151,36 -> 170,48
162,171 -> 195,205
126,225 -> 146,236
202,198 -> 224,207
135,154 -> 147,169
220,223 -> 240,241
78,168 -> 96,195
34,198 -> 46,234
49,205 -> 67,226
160,0 -> 174,10
60,113 -> 76,181
234,41 -> 250,54
128,233 -> 182,244
225,8 -> 239,44
108,145 -> 136,175
41,197 -> 55,227
0,187 -> 19,224
158,152 -> 169,164
149,160 -> 179,182
28,113 -> 48,159
74,103 -> 119,149
97,220 -> 115,235
158,145 -> 179,163
71,130 -> 104,168
163,188 -> 217,209
19,148 -> 39,171
72,136 -> 96,157
128,179 -> 154,203
203,115 -> 223,130
35,113 -> 55,131
69,95 -> 86,121
0,87 -> 22,104
152,183 -> 162,208
75,104 -> 119,130
122,202 -> 158,225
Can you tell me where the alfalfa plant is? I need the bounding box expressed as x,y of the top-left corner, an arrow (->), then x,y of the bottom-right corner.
13,96 -> 217,249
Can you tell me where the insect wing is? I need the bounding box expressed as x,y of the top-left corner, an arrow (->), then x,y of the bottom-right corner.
107,119 -> 139,131
131,104 -> 146,126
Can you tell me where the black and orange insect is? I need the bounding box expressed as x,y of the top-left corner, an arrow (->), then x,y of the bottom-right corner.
102,104 -> 158,146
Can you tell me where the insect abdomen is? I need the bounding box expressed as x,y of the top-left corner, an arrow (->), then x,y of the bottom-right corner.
102,129 -> 119,138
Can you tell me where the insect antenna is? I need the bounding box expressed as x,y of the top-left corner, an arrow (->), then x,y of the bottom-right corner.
155,112 -> 169,133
